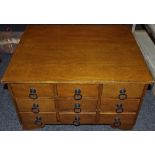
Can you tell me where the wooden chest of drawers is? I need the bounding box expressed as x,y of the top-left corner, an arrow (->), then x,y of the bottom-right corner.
1,25 -> 154,130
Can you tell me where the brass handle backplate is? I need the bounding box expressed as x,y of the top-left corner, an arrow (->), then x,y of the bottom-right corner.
74,103 -> 81,113
34,116 -> 43,126
116,104 -> 123,113
73,115 -> 80,126
32,103 -> 39,113
29,88 -> 38,99
113,117 -> 121,128
118,89 -> 127,100
74,88 -> 82,100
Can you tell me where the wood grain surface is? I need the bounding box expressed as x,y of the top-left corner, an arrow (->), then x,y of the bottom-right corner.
100,99 -> 140,113
55,98 -> 98,112
15,98 -> 56,112
1,25 -> 153,83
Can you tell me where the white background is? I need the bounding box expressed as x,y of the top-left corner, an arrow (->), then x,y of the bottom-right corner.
0,131 -> 155,155
0,0 -> 155,23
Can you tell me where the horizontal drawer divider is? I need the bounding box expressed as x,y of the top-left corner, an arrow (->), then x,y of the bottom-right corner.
55,97 -> 98,99
58,112 -> 96,114
102,97 -> 141,99
99,112 -> 136,114
19,112 -> 56,114
14,97 -> 54,99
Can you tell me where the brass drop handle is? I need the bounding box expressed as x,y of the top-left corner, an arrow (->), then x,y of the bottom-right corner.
74,88 -> 82,100
32,103 -> 39,113
34,116 -> 43,126
29,88 -> 38,99
118,89 -> 127,100
74,103 -> 81,113
73,115 -> 80,126
113,117 -> 121,128
116,104 -> 123,113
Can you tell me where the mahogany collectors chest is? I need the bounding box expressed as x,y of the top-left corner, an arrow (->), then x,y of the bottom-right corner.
1,25 -> 153,130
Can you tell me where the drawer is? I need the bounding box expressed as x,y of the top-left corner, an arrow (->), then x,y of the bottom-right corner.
10,84 -> 54,98
15,98 -> 55,112
102,83 -> 144,98
56,98 -> 97,112
100,99 -> 140,113
20,112 -> 58,129
57,84 -> 98,98
59,112 -> 97,124
99,113 -> 136,126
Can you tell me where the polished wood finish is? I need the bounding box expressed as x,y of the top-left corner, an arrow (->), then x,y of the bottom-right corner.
100,99 -> 140,113
99,113 -> 136,125
57,84 -> 98,97
1,25 -> 154,130
10,84 -> 54,97
59,112 -> 97,124
15,98 -> 55,112
102,83 -> 144,98
55,98 -> 97,112
1,25 -> 153,84
20,112 -> 58,129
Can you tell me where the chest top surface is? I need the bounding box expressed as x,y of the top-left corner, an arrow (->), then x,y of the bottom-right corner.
1,25 -> 153,83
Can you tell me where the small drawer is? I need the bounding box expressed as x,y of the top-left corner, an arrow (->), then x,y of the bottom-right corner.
56,98 -> 97,112
59,112 -> 97,125
19,112 -> 58,129
99,113 -> 136,126
10,84 -> 54,98
57,84 -> 98,98
15,98 -> 55,112
102,83 -> 144,98
100,99 -> 140,113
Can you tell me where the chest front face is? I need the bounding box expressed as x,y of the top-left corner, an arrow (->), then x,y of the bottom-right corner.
1,25 -> 153,130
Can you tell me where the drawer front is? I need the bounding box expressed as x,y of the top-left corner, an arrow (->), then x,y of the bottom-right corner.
99,113 -> 136,125
20,112 -> 58,128
16,98 -> 55,112
100,99 -> 140,113
10,84 -> 54,97
56,98 -> 97,112
57,84 -> 98,97
59,112 -> 97,124
102,83 -> 144,98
